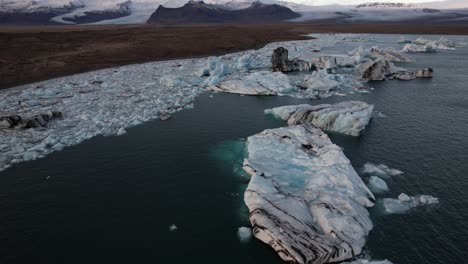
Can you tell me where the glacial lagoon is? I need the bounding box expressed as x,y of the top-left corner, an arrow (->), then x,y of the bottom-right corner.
1,34 -> 468,263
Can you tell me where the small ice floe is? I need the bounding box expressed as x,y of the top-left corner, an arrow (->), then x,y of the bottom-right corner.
117,127 -> 126,136
169,224 -> 178,232
343,259 -> 393,264
361,163 -> 403,179
237,227 -> 252,243
367,176 -> 389,194
372,111 -> 387,118
397,36 -> 412,44
383,193 -> 439,214
160,114 -> 172,121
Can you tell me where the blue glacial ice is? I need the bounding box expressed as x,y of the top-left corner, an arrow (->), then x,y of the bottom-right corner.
243,124 -> 374,264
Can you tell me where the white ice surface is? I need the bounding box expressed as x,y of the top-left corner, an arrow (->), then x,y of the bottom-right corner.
361,163 -> 403,179
243,124 -> 374,264
265,101 -> 374,136
367,176 -> 389,194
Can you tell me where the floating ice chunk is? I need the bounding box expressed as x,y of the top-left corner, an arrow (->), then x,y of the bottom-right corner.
211,71 -> 293,95
361,163 -> 403,178
368,176 -> 389,194
265,101 -> 374,136
343,259 -> 393,264
359,58 -> 406,81
414,37 -> 432,45
237,227 -> 252,242
169,224 -> 178,231
402,43 -> 434,53
373,112 -> 387,118
398,193 -> 411,202
243,124 -> 374,264
397,36 -> 412,44
383,194 -> 439,214
116,127 -> 126,136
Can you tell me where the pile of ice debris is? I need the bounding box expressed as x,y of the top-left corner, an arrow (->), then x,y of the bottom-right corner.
400,36 -> 466,53
243,123 -> 375,264
264,101 -> 374,136
383,193 -> 439,214
360,163 -> 439,214
0,58 -> 207,171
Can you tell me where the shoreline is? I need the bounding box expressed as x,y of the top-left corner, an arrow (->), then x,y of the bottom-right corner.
2,23 -> 468,90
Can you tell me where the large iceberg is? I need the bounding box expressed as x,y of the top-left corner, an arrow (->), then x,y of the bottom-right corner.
210,71 -> 294,95
265,101 -> 374,136
243,124 -> 375,264
383,193 -> 439,214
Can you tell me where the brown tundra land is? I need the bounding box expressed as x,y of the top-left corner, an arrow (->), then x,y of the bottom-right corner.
1,23 -> 467,90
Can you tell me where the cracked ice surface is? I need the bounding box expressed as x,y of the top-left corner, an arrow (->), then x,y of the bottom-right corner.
265,101 -> 374,136
243,124 -> 375,264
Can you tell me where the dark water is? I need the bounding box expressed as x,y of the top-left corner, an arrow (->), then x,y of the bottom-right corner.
0,34 -> 467,264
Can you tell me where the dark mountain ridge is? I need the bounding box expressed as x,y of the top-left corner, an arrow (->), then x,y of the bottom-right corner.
147,0 -> 300,24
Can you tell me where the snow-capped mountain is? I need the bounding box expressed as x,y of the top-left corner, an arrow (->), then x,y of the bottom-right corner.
293,1 -> 468,24
355,2 -> 417,8
1,0 -> 468,25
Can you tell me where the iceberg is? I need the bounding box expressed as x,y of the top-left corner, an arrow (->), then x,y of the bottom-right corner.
359,58 -> 431,81
402,43 -> 434,53
383,194 -> 439,214
358,58 -> 407,81
265,101 -> 374,136
387,68 -> 433,80
271,47 -> 312,73
368,47 -> 411,63
367,176 -> 389,194
210,71 -> 294,95
361,163 -> 403,178
243,124 -> 375,264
